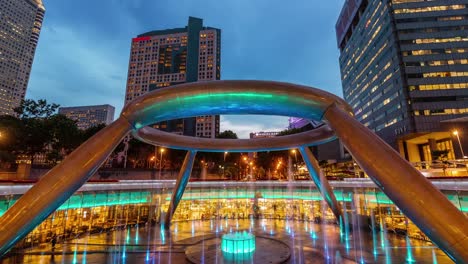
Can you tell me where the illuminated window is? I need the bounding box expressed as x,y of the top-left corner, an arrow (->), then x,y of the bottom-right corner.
394,5 -> 465,14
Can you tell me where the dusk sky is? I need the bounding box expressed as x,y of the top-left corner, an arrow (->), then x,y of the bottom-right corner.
28,0 -> 345,138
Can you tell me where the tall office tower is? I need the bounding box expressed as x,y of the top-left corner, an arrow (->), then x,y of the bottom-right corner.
336,0 -> 468,162
58,104 -> 115,130
0,0 -> 45,116
125,17 -> 221,138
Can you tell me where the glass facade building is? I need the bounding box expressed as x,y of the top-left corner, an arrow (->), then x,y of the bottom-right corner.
0,0 -> 45,116
125,17 -> 221,138
336,0 -> 468,161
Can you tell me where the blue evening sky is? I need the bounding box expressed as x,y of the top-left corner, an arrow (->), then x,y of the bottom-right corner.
28,0 -> 345,138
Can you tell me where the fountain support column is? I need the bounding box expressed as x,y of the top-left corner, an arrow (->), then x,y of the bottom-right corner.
0,117 -> 132,256
162,150 -> 197,228
324,103 -> 468,263
298,146 -> 343,222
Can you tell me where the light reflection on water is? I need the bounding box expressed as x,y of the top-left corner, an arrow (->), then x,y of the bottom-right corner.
0,219 -> 453,264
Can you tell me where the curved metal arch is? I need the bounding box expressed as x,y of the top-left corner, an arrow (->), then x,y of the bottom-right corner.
133,124 -> 336,152
0,80 -> 466,262
120,80 -> 353,129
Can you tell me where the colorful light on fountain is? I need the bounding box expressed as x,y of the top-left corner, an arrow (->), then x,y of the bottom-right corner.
221,231 -> 256,258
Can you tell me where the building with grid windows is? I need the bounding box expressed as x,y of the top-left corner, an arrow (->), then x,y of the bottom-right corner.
58,104 -> 115,130
125,17 -> 221,138
0,0 -> 45,116
336,0 -> 468,162
249,131 -> 280,139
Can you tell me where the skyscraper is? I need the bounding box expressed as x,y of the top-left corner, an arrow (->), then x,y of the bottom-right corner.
336,0 -> 468,162
58,104 -> 115,130
125,17 -> 221,138
0,0 -> 45,116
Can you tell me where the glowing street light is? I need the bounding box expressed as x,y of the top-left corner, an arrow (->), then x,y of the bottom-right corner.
291,149 -> 297,161
290,149 -> 298,174
223,152 -> 228,178
453,130 -> 466,159
159,148 -> 165,179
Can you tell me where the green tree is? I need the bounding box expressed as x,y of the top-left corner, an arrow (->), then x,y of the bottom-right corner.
49,114 -> 81,153
126,138 -> 154,168
276,127 -> 303,136
0,115 -> 24,167
13,99 -> 59,119
0,99 -> 86,165
0,115 -> 25,153
8,99 -> 61,163
217,130 -> 238,139
224,164 -> 239,179
45,114 -> 81,164
20,117 -> 51,163
81,123 -> 107,142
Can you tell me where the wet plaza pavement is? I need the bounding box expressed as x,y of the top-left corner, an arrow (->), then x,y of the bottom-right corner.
0,219 -> 453,263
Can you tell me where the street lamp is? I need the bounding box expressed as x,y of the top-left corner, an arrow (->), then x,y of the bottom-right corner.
453,130 -> 466,159
159,148 -> 165,179
291,149 -> 297,161
291,149 -> 297,175
223,152 -> 228,178
248,161 -> 253,180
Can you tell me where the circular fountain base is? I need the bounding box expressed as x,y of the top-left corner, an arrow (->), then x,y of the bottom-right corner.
185,235 -> 290,264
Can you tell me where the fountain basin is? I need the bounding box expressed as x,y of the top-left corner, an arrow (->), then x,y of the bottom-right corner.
221,231 -> 256,254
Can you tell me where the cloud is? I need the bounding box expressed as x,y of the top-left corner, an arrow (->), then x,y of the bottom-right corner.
28,0 -> 347,124
28,25 -> 128,112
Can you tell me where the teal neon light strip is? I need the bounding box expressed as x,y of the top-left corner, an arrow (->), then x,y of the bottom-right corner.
176,92 -> 277,101
58,198 -> 149,210
0,189 -> 467,218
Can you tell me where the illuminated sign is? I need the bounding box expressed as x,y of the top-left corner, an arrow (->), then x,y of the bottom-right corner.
132,36 -> 151,42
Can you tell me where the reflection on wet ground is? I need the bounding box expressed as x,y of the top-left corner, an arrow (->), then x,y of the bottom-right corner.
1,219 -> 452,263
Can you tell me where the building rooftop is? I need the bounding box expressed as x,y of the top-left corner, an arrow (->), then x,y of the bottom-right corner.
58,104 -> 115,110
138,17 -> 220,37
30,0 -> 45,10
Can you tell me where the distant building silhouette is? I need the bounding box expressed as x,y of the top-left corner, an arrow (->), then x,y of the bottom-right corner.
58,104 -> 115,130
